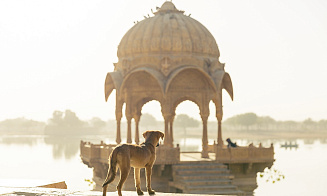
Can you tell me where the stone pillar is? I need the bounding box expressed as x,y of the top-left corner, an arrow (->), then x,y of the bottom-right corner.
162,113 -> 175,146
169,114 -> 175,147
201,114 -> 209,158
125,92 -> 132,143
115,99 -> 123,144
216,106 -> 223,146
163,115 -> 170,146
161,101 -> 173,146
116,113 -> 122,144
134,113 -> 141,144
217,114 -> 223,146
126,115 -> 132,143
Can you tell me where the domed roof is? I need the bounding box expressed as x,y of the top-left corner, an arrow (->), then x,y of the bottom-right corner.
117,1 -> 220,59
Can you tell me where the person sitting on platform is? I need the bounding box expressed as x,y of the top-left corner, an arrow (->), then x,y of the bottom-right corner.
226,138 -> 238,148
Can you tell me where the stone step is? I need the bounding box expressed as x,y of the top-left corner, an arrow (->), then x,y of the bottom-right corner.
169,182 -> 243,196
186,184 -> 238,192
182,179 -> 232,186
170,162 -> 243,195
175,168 -> 230,175
189,189 -> 245,196
175,173 -> 234,181
171,182 -> 240,193
173,163 -> 227,170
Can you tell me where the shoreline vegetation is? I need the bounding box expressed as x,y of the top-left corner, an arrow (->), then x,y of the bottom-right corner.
1,110 -> 326,140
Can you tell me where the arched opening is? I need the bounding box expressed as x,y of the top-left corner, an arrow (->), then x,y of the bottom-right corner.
140,100 -> 164,138
118,70 -> 165,144
174,100 -> 201,152
117,100 -> 164,144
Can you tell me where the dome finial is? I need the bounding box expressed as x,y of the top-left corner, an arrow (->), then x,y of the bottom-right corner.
154,1 -> 184,15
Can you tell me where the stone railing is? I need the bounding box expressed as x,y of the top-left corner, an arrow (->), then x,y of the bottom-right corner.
80,141 -> 116,167
155,145 -> 180,165
215,143 -> 275,163
80,141 -> 180,166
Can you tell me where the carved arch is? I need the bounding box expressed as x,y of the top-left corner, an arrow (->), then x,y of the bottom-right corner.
165,66 -> 217,94
222,72 -> 233,100
105,72 -> 123,101
135,97 -> 162,115
120,67 -> 166,97
211,70 -> 233,101
172,96 -> 201,115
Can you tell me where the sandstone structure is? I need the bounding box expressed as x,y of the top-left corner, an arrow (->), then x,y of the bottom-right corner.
104,1 -> 233,158
81,3 -> 275,195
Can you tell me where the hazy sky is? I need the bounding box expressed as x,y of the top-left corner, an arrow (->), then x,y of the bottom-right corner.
1,0 -> 326,122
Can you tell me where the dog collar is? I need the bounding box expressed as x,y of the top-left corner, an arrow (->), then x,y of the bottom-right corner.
144,142 -> 156,148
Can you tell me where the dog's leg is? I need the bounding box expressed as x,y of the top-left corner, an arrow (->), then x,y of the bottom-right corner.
117,164 -> 130,196
134,167 -> 144,195
102,171 -> 115,196
145,165 -> 155,195
102,160 -> 117,196
102,184 -> 108,196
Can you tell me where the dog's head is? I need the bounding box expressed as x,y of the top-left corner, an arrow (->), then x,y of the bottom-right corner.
143,130 -> 164,147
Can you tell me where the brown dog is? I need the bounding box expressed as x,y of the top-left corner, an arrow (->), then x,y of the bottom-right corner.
102,130 -> 164,196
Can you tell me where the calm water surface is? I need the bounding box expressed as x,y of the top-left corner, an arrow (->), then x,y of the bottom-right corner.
254,139 -> 327,196
1,136 -> 326,195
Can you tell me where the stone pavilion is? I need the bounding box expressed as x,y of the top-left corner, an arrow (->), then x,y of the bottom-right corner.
104,1 -> 233,158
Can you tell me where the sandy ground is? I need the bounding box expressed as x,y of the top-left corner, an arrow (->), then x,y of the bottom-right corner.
0,187 -> 219,196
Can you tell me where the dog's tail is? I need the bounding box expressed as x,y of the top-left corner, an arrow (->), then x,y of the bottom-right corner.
102,149 -> 118,187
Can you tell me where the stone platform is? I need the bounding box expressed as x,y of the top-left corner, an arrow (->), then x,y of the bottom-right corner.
0,187 -> 221,196
0,178 -> 222,196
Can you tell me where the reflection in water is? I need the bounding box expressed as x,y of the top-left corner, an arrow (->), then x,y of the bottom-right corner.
255,139 -> 327,196
303,139 -> 315,144
320,138 -> 327,144
175,138 -> 202,151
2,135 -> 327,194
0,135 -> 94,191
44,136 -> 80,160
0,135 -> 81,160
0,136 -> 39,146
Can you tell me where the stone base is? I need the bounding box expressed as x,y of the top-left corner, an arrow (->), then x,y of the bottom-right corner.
0,187 -> 219,196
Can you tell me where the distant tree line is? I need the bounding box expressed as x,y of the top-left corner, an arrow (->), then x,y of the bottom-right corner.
45,110 -> 107,135
1,111 -> 326,135
140,112 -> 327,132
223,113 -> 327,131
0,110 -> 108,135
0,117 -> 45,134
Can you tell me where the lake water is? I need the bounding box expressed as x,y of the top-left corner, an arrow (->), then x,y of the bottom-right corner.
1,135 -> 327,195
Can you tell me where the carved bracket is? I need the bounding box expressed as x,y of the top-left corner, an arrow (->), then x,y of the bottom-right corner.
161,57 -> 171,76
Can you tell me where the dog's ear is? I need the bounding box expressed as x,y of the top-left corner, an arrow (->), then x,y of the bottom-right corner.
160,132 -> 165,140
143,131 -> 149,139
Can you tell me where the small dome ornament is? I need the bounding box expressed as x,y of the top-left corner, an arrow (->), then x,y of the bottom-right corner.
154,1 -> 184,15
